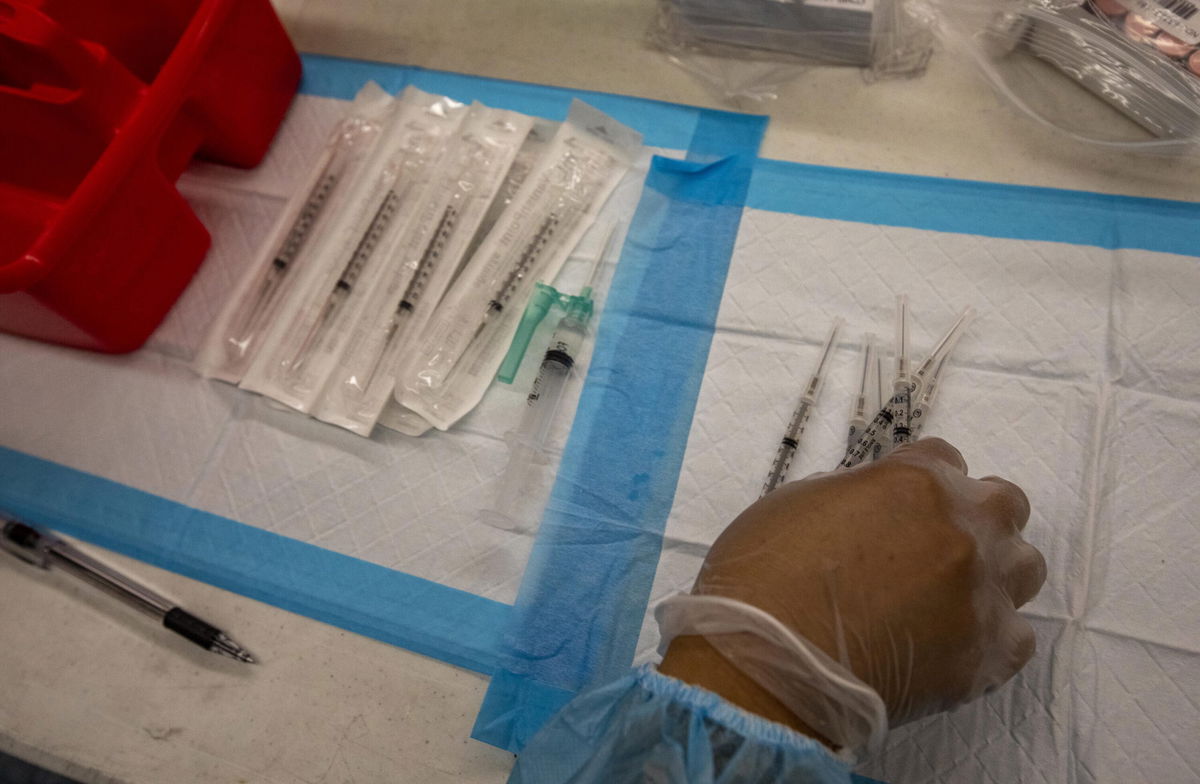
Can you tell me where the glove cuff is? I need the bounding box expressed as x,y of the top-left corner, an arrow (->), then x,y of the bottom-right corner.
656,593 -> 888,762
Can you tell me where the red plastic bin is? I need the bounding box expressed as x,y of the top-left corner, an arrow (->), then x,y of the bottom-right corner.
0,0 -> 301,353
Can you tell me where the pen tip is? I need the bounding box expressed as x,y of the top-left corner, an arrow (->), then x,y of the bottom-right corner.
213,633 -> 258,664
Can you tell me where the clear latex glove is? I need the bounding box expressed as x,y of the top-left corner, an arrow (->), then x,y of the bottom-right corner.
659,438 -> 1046,759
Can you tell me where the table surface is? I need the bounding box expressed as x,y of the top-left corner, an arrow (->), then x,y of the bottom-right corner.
4,2 -> 1199,783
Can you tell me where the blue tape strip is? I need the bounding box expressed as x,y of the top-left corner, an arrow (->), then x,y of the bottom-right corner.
0,448 -> 510,675
299,54 -> 765,155
749,158 -> 1200,255
472,149 -> 764,751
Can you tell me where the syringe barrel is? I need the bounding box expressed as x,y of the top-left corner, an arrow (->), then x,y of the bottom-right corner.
846,415 -> 868,453
839,403 -> 893,469
890,384 -> 913,447
837,379 -> 915,469
909,403 -> 929,439
762,399 -> 813,495
761,441 -> 796,497
487,331 -> 576,529
485,438 -> 541,533
894,294 -> 910,382
783,398 -> 814,443
482,298 -> 595,534
520,360 -> 569,449
519,319 -> 585,448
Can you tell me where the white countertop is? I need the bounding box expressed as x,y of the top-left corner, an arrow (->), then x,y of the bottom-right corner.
3,1 -> 1198,783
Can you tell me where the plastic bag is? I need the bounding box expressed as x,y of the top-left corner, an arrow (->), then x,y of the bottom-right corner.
924,0 -> 1200,151
650,0 -> 935,101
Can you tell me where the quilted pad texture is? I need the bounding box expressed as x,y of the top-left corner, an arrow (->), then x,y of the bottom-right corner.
636,209 -> 1200,783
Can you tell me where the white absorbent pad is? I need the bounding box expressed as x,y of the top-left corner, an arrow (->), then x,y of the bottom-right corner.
631,163 -> 1200,783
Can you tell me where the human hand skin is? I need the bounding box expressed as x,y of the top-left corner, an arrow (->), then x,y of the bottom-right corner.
659,438 -> 1047,745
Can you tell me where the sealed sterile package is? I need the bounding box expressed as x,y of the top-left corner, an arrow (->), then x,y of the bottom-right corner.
650,0 -> 935,100
397,101 -> 642,431
373,119 -> 561,439
240,88 -> 467,411
924,0 -> 1200,150
458,119 -> 560,273
314,104 -> 535,436
194,82 -> 396,382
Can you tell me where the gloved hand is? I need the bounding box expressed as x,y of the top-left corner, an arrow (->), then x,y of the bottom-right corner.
658,438 -> 1046,758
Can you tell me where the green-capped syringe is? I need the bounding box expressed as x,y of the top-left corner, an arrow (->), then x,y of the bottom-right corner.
496,224 -> 618,384
481,226 -> 617,532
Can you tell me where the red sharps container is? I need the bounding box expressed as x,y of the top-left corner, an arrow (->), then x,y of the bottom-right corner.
0,0 -> 301,352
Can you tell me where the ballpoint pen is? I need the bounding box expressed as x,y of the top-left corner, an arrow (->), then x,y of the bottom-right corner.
1,519 -> 256,664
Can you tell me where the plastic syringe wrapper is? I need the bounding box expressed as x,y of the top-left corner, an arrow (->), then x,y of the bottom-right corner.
240,87 -> 467,412
194,82 -> 395,383
313,104 -> 535,436
376,118 -> 560,438
397,100 -> 642,431
455,118 -> 560,278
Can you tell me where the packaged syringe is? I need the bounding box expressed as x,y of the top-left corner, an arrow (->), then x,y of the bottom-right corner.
314,103 -> 534,436
398,100 -> 642,430
194,82 -> 396,383
240,87 -> 467,412
375,118 -> 561,439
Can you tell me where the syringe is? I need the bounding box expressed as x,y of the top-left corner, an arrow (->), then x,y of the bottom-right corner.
477,214 -> 560,340
226,147 -> 345,362
407,133 -> 620,400
482,229 -> 613,531
287,186 -> 403,375
909,308 -> 974,439
462,144 -> 612,368
417,212 -> 562,386
761,318 -> 842,497
846,333 -> 876,453
357,204 -> 459,394
497,224 -> 620,385
838,298 -> 910,469
875,348 -> 885,435
871,344 -> 885,461
839,303 -> 974,468
911,305 -> 974,393
909,356 -> 945,440
889,294 -> 914,448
